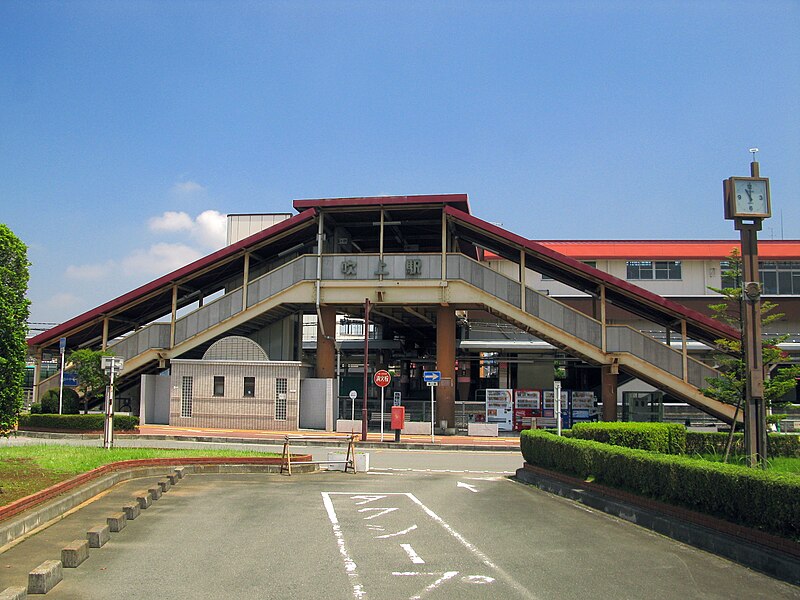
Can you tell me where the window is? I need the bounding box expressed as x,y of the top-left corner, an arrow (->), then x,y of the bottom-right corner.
244,377 -> 255,397
626,261 -> 681,280
720,260 -> 741,290
275,378 -> 288,421
181,376 -> 193,418
760,261 -> 800,295
213,376 -> 225,397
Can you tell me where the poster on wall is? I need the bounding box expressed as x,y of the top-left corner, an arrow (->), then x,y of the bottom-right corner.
485,388 -> 513,432
513,389 -> 540,431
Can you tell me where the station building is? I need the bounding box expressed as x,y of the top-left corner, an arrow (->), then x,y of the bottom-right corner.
27,194 -> 800,433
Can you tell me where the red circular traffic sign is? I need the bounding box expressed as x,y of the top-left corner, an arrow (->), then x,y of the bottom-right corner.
373,370 -> 392,388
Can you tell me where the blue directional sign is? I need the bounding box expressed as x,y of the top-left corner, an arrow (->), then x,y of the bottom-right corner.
423,371 -> 441,383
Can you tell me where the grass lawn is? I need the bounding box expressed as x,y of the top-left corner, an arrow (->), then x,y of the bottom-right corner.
0,444 -> 280,506
694,453 -> 800,476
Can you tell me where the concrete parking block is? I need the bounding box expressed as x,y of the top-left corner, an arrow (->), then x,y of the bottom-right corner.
135,490 -> 152,509
87,525 -> 110,548
158,479 -> 171,493
148,485 -> 162,500
0,586 -> 27,600
106,512 -> 127,533
61,539 -> 89,568
122,502 -> 140,520
167,473 -> 178,485
174,466 -> 186,479
27,560 -> 62,594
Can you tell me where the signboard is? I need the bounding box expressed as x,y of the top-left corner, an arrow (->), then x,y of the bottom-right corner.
423,371 -> 441,384
485,388 -> 513,432
101,356 -> 124,374
349,390 -> 358,400
63,371 -> 78,387
393,391 -> 402,406
373,370 -> 391,388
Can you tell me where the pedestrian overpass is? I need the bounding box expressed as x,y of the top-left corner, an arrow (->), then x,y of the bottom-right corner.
28,194 -> 741,424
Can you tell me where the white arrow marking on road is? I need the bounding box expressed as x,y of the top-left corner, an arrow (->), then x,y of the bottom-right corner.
457,481 -> 479,493
359,507 -> 399,520
400,543 -> 426,564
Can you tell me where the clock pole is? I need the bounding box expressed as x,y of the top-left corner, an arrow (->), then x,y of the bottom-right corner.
724,156 -> 771,468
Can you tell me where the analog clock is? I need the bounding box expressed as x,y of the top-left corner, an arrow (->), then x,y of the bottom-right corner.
727,177 -> 771,219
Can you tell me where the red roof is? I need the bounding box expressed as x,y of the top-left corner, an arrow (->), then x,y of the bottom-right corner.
534,240 -> 800,260
293,194 -> 471,214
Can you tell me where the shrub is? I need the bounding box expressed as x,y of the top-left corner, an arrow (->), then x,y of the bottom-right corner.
571,422 -> 686,454
39,389 -> 81,414
520,429 -> 800,539
17,414 -> 139,432
29,403 -> 42,414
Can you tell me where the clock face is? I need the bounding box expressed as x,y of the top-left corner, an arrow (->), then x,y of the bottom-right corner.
732,178 -> 769,216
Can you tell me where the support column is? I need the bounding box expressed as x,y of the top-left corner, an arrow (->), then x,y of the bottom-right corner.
435,306 -> 456,429
316,305 -> 336,379
170,286 -> 178,348
102,318 -> 109,351
601,365 -> 618,421
32,349 -> 42,405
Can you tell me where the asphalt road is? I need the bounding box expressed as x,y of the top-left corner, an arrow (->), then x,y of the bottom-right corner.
4,464 -> 797,599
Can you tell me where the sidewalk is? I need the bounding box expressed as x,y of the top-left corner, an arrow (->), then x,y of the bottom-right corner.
18,424 -> 522,451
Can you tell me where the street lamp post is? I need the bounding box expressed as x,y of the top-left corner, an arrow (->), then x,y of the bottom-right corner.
723,154 -> 771,467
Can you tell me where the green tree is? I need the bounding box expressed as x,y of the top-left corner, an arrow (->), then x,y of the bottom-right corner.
703,249 -> 800,459
0,224 -> 31,435
68,349 -> 112,414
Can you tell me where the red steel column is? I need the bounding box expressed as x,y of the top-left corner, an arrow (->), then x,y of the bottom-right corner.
601,365 -> 618,421
436,306 -> 456,429
316,305 -> 336,379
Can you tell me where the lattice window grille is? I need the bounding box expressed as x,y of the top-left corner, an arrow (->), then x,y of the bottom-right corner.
181,376 -> 193,418
275,377 -> 288,421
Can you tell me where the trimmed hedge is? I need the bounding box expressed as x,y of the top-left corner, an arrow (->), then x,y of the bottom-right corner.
686,431 -> 800,459
571,422 -> 686,455
520,429 -> 800,539
18,414 -> 139,432
39,389 -> 81,414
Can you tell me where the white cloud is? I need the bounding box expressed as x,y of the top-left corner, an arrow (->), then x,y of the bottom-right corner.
121,243 -> 203,277
65,261 -> 115,280
148,209 -> 227,250
193,210 -> 227,249
171,180 -> 206,195
148,211 -> 194,232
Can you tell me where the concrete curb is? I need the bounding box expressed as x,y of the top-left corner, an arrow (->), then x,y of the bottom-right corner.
515,465 -> 800,586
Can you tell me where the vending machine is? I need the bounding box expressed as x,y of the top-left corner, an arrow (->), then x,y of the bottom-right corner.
513,389 -> 541,431
542,389 -> 570,429
485,389 -> 514,432
571,391 -> 599,423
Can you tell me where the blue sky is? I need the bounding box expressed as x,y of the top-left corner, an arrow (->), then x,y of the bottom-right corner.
2,1 -> 798,324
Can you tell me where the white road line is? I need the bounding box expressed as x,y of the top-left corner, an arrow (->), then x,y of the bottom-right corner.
359,507 -> 399,519
375,524 -> 418,539
400,543 -> 426,564
405,493 -> 536,599
370,468 -> 514,475
410,571 -> 459,600
321,492 -> 366,600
